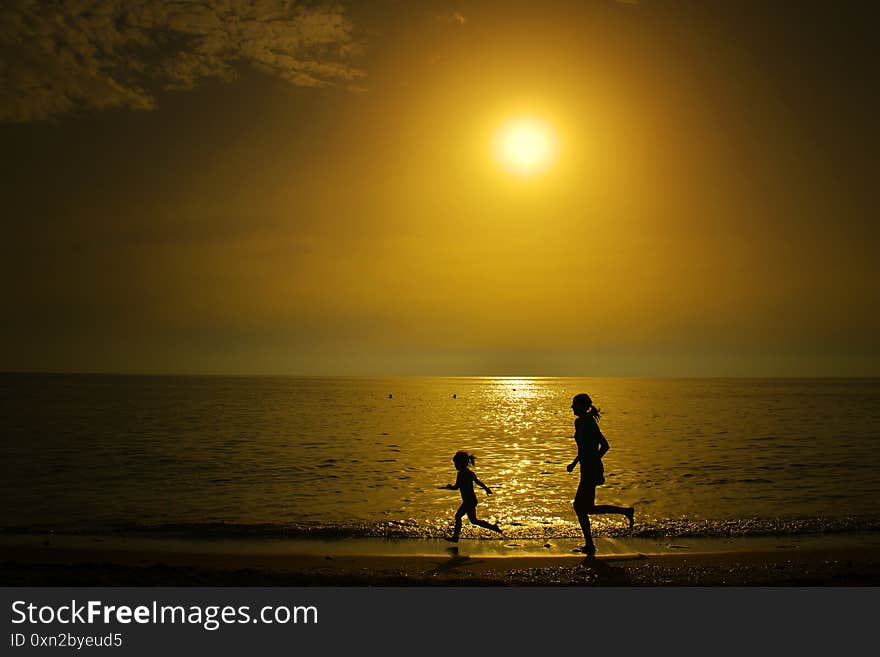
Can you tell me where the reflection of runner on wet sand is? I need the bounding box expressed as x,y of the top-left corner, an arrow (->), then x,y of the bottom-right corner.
431,546 -> 481,574
440,451 -> 503,542
578,555 -> 633,584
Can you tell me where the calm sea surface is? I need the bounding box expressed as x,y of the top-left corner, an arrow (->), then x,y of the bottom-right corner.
2,375 -> 879,540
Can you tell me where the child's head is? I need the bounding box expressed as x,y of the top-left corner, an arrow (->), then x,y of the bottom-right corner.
452,450 -> 475,470
571,393 -> 601,420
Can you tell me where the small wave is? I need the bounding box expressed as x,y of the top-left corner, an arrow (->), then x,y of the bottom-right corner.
3,515 -> 880,541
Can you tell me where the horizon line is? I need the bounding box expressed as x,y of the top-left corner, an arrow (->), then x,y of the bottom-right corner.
2,370 -> 878,380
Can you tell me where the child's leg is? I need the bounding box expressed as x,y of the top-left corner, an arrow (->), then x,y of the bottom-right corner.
450,503 -> 468,541
466,509 -> 502,534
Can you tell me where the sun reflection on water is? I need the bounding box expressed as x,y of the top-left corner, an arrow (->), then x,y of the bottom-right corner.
6,376 -> 878,539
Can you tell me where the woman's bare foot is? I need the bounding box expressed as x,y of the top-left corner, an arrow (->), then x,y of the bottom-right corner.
625,508 -> 635,529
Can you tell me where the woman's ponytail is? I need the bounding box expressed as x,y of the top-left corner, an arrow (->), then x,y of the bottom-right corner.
572,393 -> 601,421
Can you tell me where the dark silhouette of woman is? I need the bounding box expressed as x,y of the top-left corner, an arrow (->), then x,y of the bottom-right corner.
566,393 -> 634,556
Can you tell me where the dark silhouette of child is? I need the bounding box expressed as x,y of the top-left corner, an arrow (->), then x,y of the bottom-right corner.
566,393 -> 634,556
441,451 -> 502,542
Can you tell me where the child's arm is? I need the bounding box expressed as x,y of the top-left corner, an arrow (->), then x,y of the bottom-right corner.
567,454 -> 580,473
473,475 -> 493,495
441,470 -> 463,490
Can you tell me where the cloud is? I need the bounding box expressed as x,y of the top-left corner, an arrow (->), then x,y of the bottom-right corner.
434,11 -> 467,26
0,0 -> 364,123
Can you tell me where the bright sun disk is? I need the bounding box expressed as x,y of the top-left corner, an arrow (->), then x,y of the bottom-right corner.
494,117 -> 558,176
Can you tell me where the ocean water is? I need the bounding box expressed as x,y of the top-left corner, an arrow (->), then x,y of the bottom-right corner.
1,374 -> 879,540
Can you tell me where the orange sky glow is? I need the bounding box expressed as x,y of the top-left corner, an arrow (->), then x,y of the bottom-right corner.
1,1 -> 877,376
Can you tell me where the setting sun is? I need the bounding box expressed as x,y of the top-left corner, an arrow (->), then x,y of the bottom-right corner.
494,117 -> 558,176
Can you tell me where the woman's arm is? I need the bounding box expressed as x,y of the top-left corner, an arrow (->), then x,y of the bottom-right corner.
566,454 -> 580,472
597,433 -> 610,459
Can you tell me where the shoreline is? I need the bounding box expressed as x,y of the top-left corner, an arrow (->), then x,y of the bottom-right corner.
3,532 -> 880,586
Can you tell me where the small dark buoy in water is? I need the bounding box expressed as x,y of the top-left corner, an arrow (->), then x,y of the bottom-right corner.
388,393 -> 393,399
452,393 -> 456,398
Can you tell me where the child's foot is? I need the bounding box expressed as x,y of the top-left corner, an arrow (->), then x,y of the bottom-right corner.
491,523 -> 503,534
625,508 -> 635,529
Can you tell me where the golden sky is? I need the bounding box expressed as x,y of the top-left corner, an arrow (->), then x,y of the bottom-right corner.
1,1 -> 877,375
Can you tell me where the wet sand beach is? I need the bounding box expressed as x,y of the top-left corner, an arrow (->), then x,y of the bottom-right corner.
3,534 -> 879,586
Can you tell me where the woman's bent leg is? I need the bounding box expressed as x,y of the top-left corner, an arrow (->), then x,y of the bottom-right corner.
591,504 -> 636,528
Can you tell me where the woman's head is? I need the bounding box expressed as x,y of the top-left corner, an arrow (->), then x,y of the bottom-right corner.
571,393 -> 601,420
452,450 -> 475,470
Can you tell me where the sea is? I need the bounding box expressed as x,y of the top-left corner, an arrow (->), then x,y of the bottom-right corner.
2,374 -> 879,543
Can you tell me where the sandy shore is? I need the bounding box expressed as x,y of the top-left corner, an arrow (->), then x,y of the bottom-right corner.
3,538 -> 880,586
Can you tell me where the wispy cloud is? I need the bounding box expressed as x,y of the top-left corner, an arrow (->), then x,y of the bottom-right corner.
0,0 -> 364,123
434,11 -> 467,26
